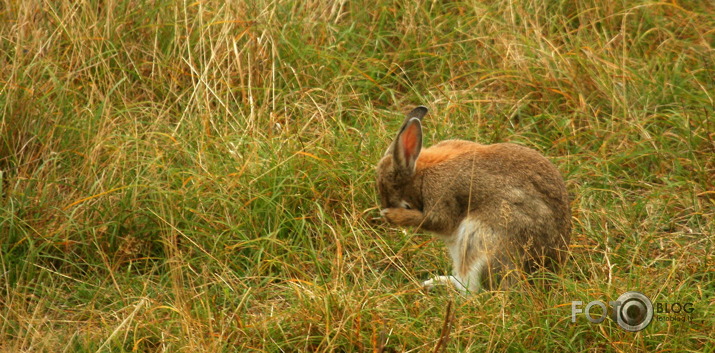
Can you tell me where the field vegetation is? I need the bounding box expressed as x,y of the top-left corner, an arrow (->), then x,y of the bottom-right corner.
1,0 -> 714,351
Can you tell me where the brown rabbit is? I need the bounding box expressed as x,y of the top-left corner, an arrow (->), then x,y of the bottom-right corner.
377,106 -> 571,292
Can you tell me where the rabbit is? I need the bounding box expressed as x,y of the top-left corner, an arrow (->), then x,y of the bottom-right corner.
376,106 -> 571,293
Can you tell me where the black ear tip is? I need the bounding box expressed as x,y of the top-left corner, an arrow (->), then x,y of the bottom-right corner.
408,106 -> 429,120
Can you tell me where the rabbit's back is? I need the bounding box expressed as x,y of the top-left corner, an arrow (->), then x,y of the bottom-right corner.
416,140 -> 571,268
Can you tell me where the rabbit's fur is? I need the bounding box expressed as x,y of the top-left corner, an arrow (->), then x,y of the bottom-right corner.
377,106 -> 571,292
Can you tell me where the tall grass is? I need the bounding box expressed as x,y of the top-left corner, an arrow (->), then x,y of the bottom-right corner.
1,0 -> 713,351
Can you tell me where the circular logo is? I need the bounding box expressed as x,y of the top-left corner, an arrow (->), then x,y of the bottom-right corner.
614,292 -> 653,332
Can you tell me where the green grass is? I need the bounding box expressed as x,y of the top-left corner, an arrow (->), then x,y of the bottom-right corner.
1,0 -> 713,351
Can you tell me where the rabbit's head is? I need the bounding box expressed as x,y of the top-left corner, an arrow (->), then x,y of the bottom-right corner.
376,106 -> 429,211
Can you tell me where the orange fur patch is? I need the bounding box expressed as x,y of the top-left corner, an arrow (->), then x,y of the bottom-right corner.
416,140 -> 479,170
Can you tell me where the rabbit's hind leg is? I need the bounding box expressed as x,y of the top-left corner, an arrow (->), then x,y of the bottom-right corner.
422,275 -> 468,293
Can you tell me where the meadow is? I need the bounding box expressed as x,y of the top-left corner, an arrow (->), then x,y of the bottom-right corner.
1,0 -> 713,351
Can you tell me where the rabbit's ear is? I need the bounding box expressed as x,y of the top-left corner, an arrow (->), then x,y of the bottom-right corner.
384,106 -> 428,157
407,106 -> 428,121
394,117 -> 422,174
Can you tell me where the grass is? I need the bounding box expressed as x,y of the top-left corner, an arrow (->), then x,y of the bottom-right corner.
1,0 -> 713,351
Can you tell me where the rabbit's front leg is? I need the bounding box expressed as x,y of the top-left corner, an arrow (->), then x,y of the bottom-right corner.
381,208 -> 425,228
381,207 -> 456,234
